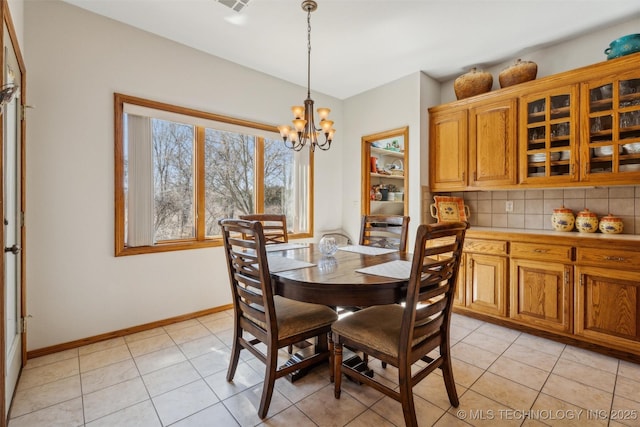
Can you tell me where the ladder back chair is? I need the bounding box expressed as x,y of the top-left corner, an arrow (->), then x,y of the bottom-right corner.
239,214 -> 288,245
219,218 -> 338,418
360,215 -> 410,252
332,221 -> 469,427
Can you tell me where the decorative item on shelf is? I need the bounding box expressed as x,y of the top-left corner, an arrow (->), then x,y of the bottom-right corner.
551,206 -> 575,232
370,156 -> 378,173
385,159 -> 404,176
277,0 -> 335,151
498,58 -> 538,88
373,185 -> 382,201
604,34 -> 640,60
453,67 -> 493,100
430,196 -> 470,222
575,209 -> 598,233
599,214 -> 624,234
379,185 -> 389,201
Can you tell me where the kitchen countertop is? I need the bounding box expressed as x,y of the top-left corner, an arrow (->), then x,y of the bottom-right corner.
466,226 -> 640,249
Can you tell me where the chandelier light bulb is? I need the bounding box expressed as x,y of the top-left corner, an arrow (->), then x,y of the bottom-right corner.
317,107 -> 330,120
291,105 -> 305,119
277,125 -> 291,138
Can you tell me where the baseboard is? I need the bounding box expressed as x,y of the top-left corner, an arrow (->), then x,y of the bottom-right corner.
26,304 -> 233,360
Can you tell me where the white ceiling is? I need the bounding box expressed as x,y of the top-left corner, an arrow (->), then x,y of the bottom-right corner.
61,0 -> 640,100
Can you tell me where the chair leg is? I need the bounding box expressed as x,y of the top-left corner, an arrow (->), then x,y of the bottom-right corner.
334,341 -> 343,399
399,366 -> 418,427
328,333 -> 335,383
226,329 -> 242,382
441,351 -> 460,407
258,346 -> 278,419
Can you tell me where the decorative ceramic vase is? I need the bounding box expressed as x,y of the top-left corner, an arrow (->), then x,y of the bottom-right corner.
599,214 -> 624,234
551,207 -> 575,232
575,209 -> 598,233
498,59 -> 538,88
605,34 -> 640,60
454,68 -> 493,100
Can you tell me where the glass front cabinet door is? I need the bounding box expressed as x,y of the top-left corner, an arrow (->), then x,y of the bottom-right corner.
581,72 -> 640,182
520,85 -> 579,184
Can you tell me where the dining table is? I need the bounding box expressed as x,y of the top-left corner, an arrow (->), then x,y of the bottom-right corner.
268,242 -> 413,307
266,242 -> 413,381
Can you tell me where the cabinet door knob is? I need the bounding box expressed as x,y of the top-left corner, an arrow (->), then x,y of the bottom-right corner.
533,249 -> 549,253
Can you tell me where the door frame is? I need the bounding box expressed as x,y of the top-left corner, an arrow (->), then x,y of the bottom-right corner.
0,2 -> 26,425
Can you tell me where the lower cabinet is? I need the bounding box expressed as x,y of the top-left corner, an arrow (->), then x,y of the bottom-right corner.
509,242 -> 573,333
451,231 -> 640,360
575,246 -> 640,354
510,259 -> 573,333
462,238 -> 508,317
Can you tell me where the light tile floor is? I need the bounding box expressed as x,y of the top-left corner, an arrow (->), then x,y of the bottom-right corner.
8,310 -> 640,427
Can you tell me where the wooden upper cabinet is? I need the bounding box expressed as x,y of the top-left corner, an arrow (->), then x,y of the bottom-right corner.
429,107 -> 467,191
580,69 -> 640,183
468,98 -> 518,188
429,53 -> 640,191
519,84 -> 580,185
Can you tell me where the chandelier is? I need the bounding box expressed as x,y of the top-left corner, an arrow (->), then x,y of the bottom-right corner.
278,0 -> 335,151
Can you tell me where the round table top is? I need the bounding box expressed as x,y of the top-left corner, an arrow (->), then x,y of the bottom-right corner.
270,244 -> 412,307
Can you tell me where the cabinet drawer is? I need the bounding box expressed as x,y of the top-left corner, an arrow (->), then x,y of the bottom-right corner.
576,247 -> 640,270
511,242 -> 573,262
464,238 -> 507,256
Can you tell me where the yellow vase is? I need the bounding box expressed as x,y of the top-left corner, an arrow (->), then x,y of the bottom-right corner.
575,209 -> 598,233
551,207 -> 575,232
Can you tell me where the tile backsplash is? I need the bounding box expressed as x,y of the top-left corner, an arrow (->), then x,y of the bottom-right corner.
423,186 -> 640,235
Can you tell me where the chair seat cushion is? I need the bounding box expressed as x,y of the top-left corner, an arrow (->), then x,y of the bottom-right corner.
332,304 -> 406,358
275,296 -> 338,340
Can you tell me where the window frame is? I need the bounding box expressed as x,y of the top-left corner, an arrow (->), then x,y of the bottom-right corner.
114,93 -> 314,256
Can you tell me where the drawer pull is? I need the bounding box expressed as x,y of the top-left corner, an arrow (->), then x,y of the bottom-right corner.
604,256 -> 626,262
533,249 -> 549,253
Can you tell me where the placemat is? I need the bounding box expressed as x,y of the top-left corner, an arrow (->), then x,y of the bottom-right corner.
338,245 -> 398,256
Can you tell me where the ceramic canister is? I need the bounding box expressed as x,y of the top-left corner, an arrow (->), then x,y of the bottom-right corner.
551,207 -> 575,232
575,209 -> 598,233
599,214 -> 624,234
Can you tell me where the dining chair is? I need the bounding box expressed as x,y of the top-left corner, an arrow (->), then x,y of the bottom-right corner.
332,221 -> 469,427
239,213 -> 288,244
359,214 -> 410,252
219,218 -> 338,419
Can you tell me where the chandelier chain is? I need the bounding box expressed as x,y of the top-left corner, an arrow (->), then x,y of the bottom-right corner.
307,6 -> 312,99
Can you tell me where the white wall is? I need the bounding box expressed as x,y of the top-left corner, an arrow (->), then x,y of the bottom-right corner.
24,1 -> 343,350
440,17 -> 640,103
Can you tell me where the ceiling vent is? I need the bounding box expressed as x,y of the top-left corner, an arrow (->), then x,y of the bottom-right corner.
216,0 -> 250,12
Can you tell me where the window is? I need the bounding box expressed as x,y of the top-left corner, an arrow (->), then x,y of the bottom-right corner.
115,94 -> 313,256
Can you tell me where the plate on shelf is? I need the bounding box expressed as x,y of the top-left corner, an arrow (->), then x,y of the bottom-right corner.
620,164 -> 640,172
623,143 -> 640,154
429,196 -> 470,222
593,146 -> 622,157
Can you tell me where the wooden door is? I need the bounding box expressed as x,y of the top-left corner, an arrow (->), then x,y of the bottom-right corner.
429,107 -> 467,191
510,259 -> 573,333
465,253 -> 507,316
468,98 -> 517,188
575,266 -> 640,353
